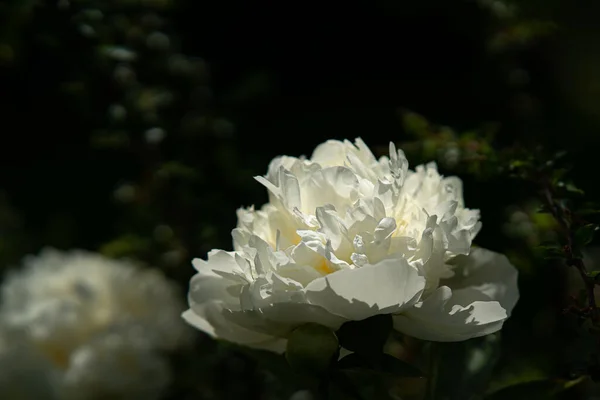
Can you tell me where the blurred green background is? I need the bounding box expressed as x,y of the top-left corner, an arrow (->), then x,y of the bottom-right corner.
2,0 -> 600,398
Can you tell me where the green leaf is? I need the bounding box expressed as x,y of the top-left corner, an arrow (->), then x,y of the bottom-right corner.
285,323 -> 339,377
534,203 -> 551,214
550,168 -> 568,185
574,224 -> 598,248
588,271 -> 600,282
486,362 -> 548,396
99,234 -> 150,258
484,377 -> 584,400
537,244 -> 565,260
337,353 -> 423,377
531,213 -> 557,230
336,314 -> 392,355
565,182 -> 584,195
508,159 -> 530,170
556,180 -> 585,196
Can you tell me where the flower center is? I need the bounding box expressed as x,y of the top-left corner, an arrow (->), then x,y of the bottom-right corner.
39,343 -> 71,370
391,218 -> 409,238
314,258 -> 336,275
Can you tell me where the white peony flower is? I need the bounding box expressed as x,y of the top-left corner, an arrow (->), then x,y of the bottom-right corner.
61,332 -> 170,400
183,138 -> 519,351
0,329 -> 62,400
0,249 -> 190,399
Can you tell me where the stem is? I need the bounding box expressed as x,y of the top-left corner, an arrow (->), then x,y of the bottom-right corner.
425,342 -> 440,400
540,183 -> 599,321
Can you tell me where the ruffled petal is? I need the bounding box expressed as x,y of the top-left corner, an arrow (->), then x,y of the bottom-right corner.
441,247 -> 519,316
393,285 -> 507,342
182,304 -> 286,353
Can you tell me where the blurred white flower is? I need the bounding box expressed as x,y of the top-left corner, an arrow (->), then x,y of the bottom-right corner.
0,330 -> 61,400
0,249 -> 190,399
62,332 -> 170,400
184,138 -> 519,351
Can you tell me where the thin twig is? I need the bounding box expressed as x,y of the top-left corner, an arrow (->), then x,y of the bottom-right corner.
540,182 -> 599,321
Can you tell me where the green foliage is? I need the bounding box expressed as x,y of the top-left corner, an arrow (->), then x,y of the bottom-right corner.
486,362 -> 548,395
99,234 -> 151,258
399,110 -> 500,177
537,242 -> 565,260
402,111 -> 431,139
574,224 -> 599,249
488,20 -> 557,53
484,377 -> 583,400
587,271 -> 600,282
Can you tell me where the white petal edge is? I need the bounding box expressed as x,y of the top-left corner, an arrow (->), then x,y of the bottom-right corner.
182,303 -> 286,353
393,286 -> 507,342
442,247 -> 519,317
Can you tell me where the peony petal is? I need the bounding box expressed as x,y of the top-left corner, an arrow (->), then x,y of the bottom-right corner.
393,285 -> 507,341
316,208 -> 343,247
227,302 -> 346,339
321,167 -> 360,199
441,247 -> 519,316
266,156 -> 301,183
255,167 -> 302,211
188,271 -> 242,310
304,258 -> 425,321
184,300 -> 343,355
190,252 -> 250,305
311,140 -> 348,167
182,303 -> 286,353
193,250 -> 244,276
302,167 -> 359,214
187,261 -> 288,353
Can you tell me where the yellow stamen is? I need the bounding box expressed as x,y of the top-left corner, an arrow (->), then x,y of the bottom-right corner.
392,219 -> 408,237
314,258 -> 336,275
40,345 -> 70,369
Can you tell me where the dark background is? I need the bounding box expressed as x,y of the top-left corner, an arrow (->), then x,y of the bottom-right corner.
2,0 -> 600,398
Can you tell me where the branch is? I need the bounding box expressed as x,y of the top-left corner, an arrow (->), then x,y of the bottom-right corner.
539,181 -> 599,321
